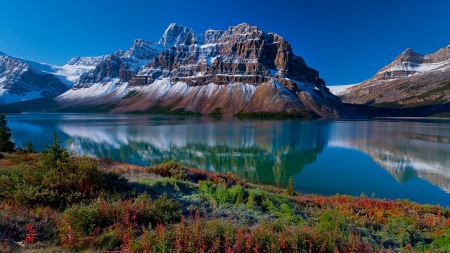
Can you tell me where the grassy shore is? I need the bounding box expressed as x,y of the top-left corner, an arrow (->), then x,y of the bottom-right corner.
0,140 -> 450,252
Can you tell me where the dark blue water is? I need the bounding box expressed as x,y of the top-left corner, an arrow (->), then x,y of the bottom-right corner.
8,113 -> 450,207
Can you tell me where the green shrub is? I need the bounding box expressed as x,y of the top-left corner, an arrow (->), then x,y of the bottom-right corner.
147,160 -> 187,180
228,185 -> 245,205
151,193 -> 182,225
61,193 -> 182,245
0,133 -> 106,207
247,189 -> 256,209
99,229 -> 122,250
215,184 -> 229,205
208,107 -> 222,116
42,156 -> 104,199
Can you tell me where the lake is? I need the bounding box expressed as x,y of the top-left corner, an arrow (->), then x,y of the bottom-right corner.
7,113 -> 450,207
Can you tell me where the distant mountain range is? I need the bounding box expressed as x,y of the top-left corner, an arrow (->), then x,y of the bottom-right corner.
3,24 -> 450,118
331,45 -> 450,117
0,23 -> 352,118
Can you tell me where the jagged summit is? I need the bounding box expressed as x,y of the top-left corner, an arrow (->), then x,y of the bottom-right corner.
229,22 -> 254,30
157,23 -> 197,48
56,23 -> 351,118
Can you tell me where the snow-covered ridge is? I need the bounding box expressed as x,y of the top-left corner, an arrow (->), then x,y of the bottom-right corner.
328,84 -> 359,95
0,54 -> 68,103
381,60 -> 450,76
1,53 -> 102,88
377,46 -> 450,79
54,23 -> 350,118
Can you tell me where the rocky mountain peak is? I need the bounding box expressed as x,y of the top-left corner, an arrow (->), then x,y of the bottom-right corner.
229,23 -> 256,32
158,23 -> 197,47
338,44 -> 450,109
135,23 -> 323,90
394,48 -> 423,64
430,45 -> 450,62
57,23 -> 351,118
121,38 -> 162,61
0,53 -> 67,103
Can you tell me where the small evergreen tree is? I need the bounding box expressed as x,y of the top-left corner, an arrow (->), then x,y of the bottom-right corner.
0,113 -> 15,152
24,142 -> 34,153
286,176 -> 295,196
42,132 -> 69,169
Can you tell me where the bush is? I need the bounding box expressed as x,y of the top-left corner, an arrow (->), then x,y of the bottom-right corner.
147,160 -> 187,180
40,133 -> 105,206
0,133 -> 106,208
60,193 -> 181,249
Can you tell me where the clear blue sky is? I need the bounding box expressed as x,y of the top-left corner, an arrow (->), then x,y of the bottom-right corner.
1,0 -> 449,85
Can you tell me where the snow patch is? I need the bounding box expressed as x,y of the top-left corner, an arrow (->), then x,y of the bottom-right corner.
0,86 -> 43,104
328,84 -> 359,95
205,57 -> 217,66
57,79 -> 128,102
383,60 -> 450,75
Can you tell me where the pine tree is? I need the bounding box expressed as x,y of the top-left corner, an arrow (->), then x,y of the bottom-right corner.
25,142 -> 34,153
286,176 -> 295,196
0,114 -> 15,152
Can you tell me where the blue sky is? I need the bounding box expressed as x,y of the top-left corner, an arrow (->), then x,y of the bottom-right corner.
1,0 -> 449,85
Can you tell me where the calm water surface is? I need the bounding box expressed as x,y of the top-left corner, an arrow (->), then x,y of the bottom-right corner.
8,113 -> 450,206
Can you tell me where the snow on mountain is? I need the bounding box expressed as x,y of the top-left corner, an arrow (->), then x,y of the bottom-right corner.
328,84 -> 359,95
1,53 -> 104,88
339,45 -> 450,108
57,23 -> 353,118
0,54 -> 67,103
157,23 -> 198,48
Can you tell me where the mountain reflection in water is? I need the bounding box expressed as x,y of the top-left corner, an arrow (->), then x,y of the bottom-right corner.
8,114 -> 450,205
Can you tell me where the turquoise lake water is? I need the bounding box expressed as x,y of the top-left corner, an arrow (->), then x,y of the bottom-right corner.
8,113 -> 450,207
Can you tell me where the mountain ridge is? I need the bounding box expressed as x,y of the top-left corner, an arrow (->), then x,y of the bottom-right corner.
0,23 -> 352,118
337,44 -> 450,115
55,23 -> 352,118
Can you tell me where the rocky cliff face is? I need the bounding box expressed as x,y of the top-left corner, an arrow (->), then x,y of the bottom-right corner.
0,53 -> 68,103
339,45 -> 450,108
57,23 -> 351,118
70,39 -> 162,90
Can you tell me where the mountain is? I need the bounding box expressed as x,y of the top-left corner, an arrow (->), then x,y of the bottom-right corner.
0,52 -> 68,104
0,51 -> 103,104
338,45 -> 450,115
56,23 -> 352,118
